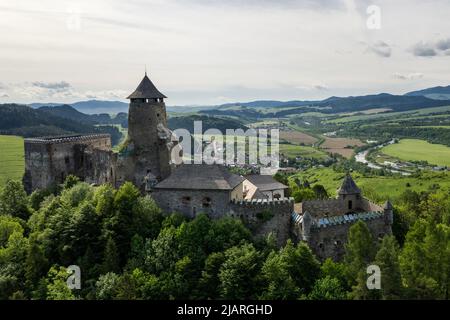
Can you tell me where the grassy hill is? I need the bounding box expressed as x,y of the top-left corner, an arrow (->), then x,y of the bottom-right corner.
0,135 -> 24,186
381,139 -> 450,167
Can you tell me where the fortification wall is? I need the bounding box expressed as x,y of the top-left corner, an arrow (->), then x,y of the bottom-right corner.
306,216 -> 391,261
23,134 -> 113,192
152,189 -> 232,219
360,198 -> 383,212
301,199 -> 347,217
229,198 -> 294,247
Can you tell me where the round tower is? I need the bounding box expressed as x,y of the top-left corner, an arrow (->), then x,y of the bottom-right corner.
118,72 -> 172,189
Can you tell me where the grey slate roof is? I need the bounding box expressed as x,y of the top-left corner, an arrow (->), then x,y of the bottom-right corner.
244,174 -> 288,191
154,164 -> 244,190
127,73 -> 167,99
338,174 -> 361,195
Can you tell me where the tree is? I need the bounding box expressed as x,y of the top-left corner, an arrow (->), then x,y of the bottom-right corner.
219,243 -> 261,299
45,266 -> 76,300
399,218 -> 450,299
292,187 -> 316,203
102,237 -> 120,274
309,276 -> 347,300
25,236 -> 48,294
320,258 -> 350,291
197,252 -> 226,299
0,180 -> 30,220
109,182 -> 141,264
260,250 -> 300,299
344,220 -> 376,285
95,272 -> 120,300
312,184 -> 328,199
63,175 -> 80,190
374,235 -> 403,299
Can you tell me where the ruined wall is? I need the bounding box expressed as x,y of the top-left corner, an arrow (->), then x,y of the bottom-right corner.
360,198 -> 383,212
152,188 -> 233,219
23,134 -> 113,193
301,199 -> 347,217
306,217 -> 392,261
229,198 -> 294,247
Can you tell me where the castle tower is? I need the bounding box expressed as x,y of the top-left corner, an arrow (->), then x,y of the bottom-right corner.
117,73 -> 173,190
337,173 -> 362,211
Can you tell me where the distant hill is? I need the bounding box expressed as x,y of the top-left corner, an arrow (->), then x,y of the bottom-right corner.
0,104 -> 122,144
314,93 -> 450,113
218,100 -> 316,109
39,104 -> 97,125
39,105 -> 128,127
405,85 -> 450,100
201,94 -> 450,119
71,100 -> 128,114
31,100 -> 129,114
168,115 -> 248,133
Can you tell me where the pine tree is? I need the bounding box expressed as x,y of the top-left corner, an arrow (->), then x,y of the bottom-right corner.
375,235 -> 403,299
102,237 -> 120,274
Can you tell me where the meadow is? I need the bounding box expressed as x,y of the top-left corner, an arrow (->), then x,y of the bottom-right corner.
290,167 -> 450,202
279,144 -> 329,159
381,139 -> 450,167
0,135 -> 24,186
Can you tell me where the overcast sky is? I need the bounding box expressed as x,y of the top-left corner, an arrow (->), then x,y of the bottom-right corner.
0,0 -> 449,105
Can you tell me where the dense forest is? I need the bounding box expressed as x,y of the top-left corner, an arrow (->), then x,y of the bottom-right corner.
0,104 -> 123,145
0,177 -> 448,300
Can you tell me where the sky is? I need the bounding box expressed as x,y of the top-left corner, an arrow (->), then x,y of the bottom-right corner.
0,0 -> 449,106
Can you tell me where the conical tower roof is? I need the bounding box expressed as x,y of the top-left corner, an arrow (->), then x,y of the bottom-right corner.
338,173 -> 361,195
127,73 -> 167,99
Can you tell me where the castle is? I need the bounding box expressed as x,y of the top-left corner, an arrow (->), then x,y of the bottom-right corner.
23,73 -> 392,260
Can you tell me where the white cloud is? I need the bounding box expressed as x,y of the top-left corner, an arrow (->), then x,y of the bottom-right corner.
0,0 -> 449,104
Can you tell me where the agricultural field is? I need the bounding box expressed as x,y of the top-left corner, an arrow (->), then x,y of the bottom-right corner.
381,139 -> 450,167
280,130 -> 318,146
279,144 -> 329,160
0,135 -> 24,186
290,167 -> 450,202
320,137 -> 365,159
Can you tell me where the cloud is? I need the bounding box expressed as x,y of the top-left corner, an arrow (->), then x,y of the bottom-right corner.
367,41 -> 392,58
392,72 -> 424,80
32,81 -> 71,90
436,38 -> 450,51
313,84 -> 329,91
412,42 -> 437,57
0,93 -> 9,98
411,38 -> 450,57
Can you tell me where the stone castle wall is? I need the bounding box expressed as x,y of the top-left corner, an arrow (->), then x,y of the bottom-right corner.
152,188 -> 233,219
229,198 -> 295,246
307,216 -> 391,261
23,134 -> 114,192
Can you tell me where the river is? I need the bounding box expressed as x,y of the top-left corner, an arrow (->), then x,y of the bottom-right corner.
354,139 -> 411,175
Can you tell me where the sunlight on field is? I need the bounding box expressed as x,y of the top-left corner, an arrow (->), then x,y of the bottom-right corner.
382,139 -> 450,167
0,135 -> 24,186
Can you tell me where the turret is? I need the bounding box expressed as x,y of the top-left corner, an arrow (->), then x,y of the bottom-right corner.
116,72 -> 173,191
337,173 -> 362,211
